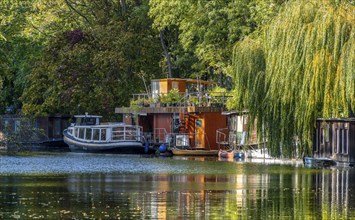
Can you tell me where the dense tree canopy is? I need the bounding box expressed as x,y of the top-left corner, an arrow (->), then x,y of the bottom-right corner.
231,0 -> 355,157
149,0 -> 254,80
2,0 -> 281,116
4,0 -> 163,118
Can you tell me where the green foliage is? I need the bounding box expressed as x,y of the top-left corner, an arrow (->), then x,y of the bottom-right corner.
1,0 -> 287,117
149,0 -> 258,78
232,0 -> 355,157
166,88 -> 181,104
209,86 -> 229,104
20,1 -> 162,118
0,0 -> 78,114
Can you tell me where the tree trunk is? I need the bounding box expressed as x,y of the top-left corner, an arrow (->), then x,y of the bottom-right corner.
160,30 -> 172,78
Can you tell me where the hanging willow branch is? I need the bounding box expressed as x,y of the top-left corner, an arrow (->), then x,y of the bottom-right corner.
232,0 -> 355,157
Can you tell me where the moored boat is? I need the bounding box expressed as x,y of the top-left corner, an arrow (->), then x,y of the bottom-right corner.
218,150 -> 234,159
303,157 -> 336,167
171,148 -> 219,156
63,114 -> 144,153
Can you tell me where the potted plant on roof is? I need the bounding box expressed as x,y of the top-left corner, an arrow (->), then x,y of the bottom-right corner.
130,98 -> 143,112
166,88 -> 180,106
188,95 -> 198,106
159,94 -> 169,107
209,86 -> 228,107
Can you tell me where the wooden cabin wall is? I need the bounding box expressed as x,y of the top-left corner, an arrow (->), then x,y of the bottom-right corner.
314,119 -> 355,163
159,79 -> 187,94
349,122 -> 355,162
37,117 -> 49,137
123,114 -> 133,125
160,81 -> 168,94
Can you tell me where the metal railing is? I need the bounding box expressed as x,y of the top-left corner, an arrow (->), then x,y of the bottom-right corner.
129,91 -> 231,108
147,129 -> 211,150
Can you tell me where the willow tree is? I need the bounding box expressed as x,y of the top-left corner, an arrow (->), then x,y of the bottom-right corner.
231,0 -> 355,157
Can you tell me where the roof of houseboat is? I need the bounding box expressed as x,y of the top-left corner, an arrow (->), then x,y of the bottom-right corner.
221,110 -> 249,115
317,118 -> 355,122
151,78 -> 217,85
74,115 -> 102,118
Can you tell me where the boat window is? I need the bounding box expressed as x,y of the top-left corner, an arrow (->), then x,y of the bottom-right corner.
79,128 -> 85,139
172,81 -> 179,89
76,117 -> 98,126
336,129 -> 341,154
342,129 -> 346,155
321,128 -> 325,145
243,116 -> 248,125
325,124 -> 329,142
151,81 -> 160,99
93,129 -> 100,141
74,128 -> 79,138
101,129 -> 106,141
86,128 -> 92,140
345,129 -> 349,155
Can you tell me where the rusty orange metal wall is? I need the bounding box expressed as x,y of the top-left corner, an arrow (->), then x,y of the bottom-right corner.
183,112 -> 226,150
154,114 -> 173,134
200,112 -> 227,150
181,113 -> 197,148
137,115 -> 154,133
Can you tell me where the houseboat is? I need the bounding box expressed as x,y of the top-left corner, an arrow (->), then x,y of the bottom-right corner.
216,110 -> 269,158
115,78 -> 228,156
305,118 -> 355,167
63,114 -> 144,153
0,114 -> 70,148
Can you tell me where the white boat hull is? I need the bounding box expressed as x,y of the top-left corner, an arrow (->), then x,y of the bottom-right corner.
63,131 -> 144,153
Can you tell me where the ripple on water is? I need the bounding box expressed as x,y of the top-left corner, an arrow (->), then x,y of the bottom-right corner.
0,152 -> 247,175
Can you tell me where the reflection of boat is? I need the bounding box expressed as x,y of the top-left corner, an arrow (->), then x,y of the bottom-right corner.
63,114 -> 144,153
303,157 -> 336,167
246,148 -> 272,159
218,150 -> 234,159
234,152 -> 245,158
171,148 -> 219,156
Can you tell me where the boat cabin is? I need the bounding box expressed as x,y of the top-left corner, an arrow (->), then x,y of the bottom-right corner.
115,78 -> 228,150
313,118 -> 355,165
0,114 -> 70,147
217,111 -> 263,151
73,115 -> 102,126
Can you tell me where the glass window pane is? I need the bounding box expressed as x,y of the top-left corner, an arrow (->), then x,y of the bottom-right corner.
79,128 -> 85,139
101,129 -> 106,141
86,129 -> 92,140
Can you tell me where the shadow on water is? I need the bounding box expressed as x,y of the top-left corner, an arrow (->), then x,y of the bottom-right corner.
0,152 -> 355,219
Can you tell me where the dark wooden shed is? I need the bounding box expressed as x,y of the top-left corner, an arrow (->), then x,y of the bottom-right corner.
313,118 -> 355,165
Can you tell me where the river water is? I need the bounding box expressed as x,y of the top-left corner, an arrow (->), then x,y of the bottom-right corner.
0,152 -> 354,219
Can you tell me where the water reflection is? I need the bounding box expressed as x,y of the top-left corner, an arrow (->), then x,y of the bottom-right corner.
1,157 -> 355,219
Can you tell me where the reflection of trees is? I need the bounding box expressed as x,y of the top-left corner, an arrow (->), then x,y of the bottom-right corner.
1,169 -> 355,219
64,170 -> 355,219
